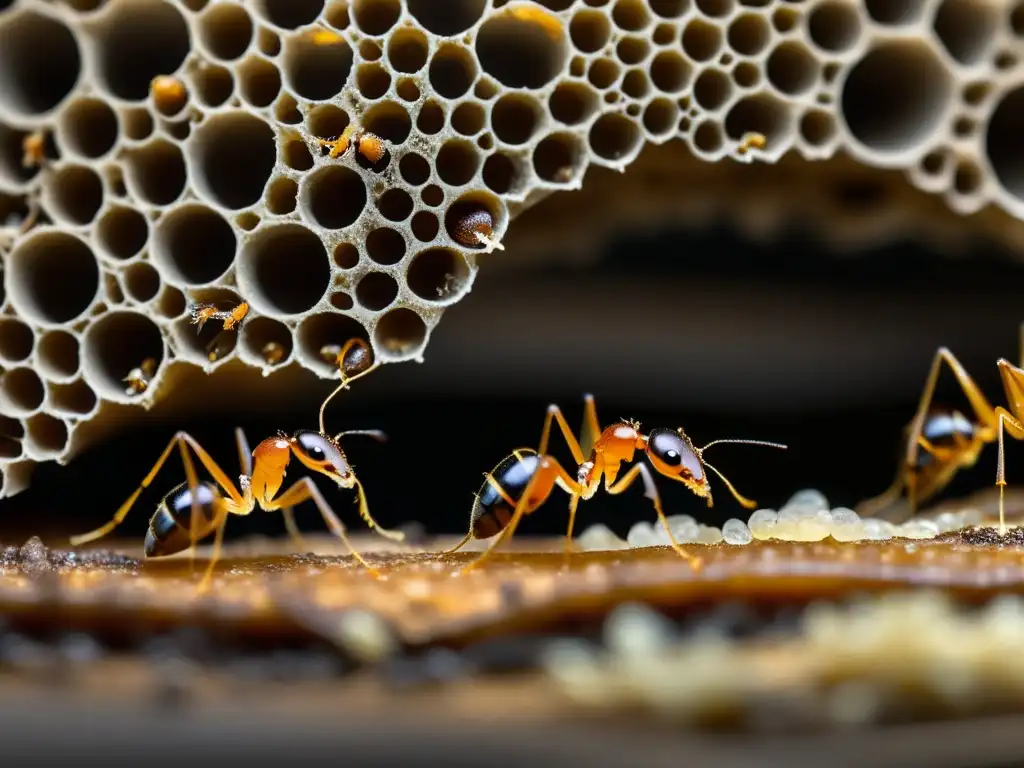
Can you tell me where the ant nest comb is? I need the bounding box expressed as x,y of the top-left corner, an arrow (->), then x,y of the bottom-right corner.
1,0 -> 1024,496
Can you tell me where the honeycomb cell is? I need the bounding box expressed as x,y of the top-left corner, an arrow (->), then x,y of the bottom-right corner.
48,380 -> 97,418
408,0 -> 486,36
477,6 -> 568,89
550,82 -> 599,125
0,126 -> 41,188
171,289 -> 241,365
953,159 -> 983,196
333,242 -> 359,269
933,0 -> 999,66
437,139 -> 481,186
283,28 -> 353,101
693,119 -> 723,153
58,98 -> 118,160
81,310 -> 164,401
727,13 -> 770,56
482,152 -> 517,194
643,98 -> 678,137
650,51 -> 690,93
613,0 -> 652,31
408,247 -> 472,302
24,414 -> 68,458
400,153 -> 431,185
767,42 -> 820,96
429,44 -> 478,100
800,109 -> 836,147
864,0 -> 926,25
733,61 -> 760,88
198,2 -> 253,61
356,272 -> 399,311
694,69 -> 732,110
417,101 -> 446,134
696,0 -> 733,17
841,42 -> 952,156
239,316 -> 293,369
358,62 -> 392,100
124,139 -> 187,206
589,112 -> 642,163
301,165 -> 367,229
7,232 -> 99,325
366,227 -> 407,265
238,223 -> 330,315
94,0 -> 190,101
258,28 -> 281,57
397,77 -> 421,102
378,188 -> 415,221
725,94 -> 790,148
987,86 -> 1024,204
297,312 -> 370,376
0,368 -> 45,415
153,203 -> 236,285
156,286 -> 187,319
807,2 -> 861,53
589,59 -> 621,90
0,319 -> 33,363
362,100 -> 412,144
190,62 -> 234,107
307,104 -> 350,139
411,210 -> 440,241
534,132 -> 584,183
267,176 -> 298,215
36,330 -> 79,382
282,136 -> 314,171
121,107 -> 154,142
0,9 -> 81,118
682,19 -> 722,62
650,0 -> 690,17
388,28 -> 429,73
571,9 -> 611,53
374,307 -> 427,360
124,262 -> 160,303
253,0 -> 324,29
238,56 -> 282,107
452,102 -> 486,136
493,94 -> 543,145
353,0 -> 401,35
43,165 -> 103,226
189,113 -> 276,210
622,70 -> 650,99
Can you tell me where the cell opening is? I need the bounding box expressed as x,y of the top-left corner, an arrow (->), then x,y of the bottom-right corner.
807,2 -> 862,53
407,247 -> 472,303
58,98 -> 118,159
124,139 -> 187,206
767,42 -> 820,96
330,291 -> 354,310
153,203 -> 237,285
0,10 -> 80,117
44,165 -> 103,225
121,107 -> 154,142
933,0 -> 999,66
987,86 -> 1024,203
297,312 -> 370,377
483,153 -> 517,194
954,161 -> 982,196
190,63 -> 234,107
650,0 -> 690,17
48,380 -> 97,417
238,56 -> 282,107
534,133 -> 581,183
8,232 -> 99,325
239,223 -> 330,315
363,100 -> 412,144
333,242 -> 359,269
799,110 -> 835,146
253,0 -> 324,29
422,184 -> 445,206
696,0 -> 732,16
682,19 -> 722,61
377,188 -> 415,221
190,113 -> 276,210
307,104 -> 350,139
451,102 -> 487,136
864,0 -> 926,25
436,139 -> 481,185
412,211 -> 440,242
727,13 -> 770,55
588,59 -> 621,90
199,2 -> 253,61
240,316 -> 293,368
282,137 -> 314,171
157,286 -> 187,318
570,10 -> 611,52
429,44 -> 478,99
493,94 -> 542,145
358,62 -> 392,99
267,176 -> 298,215
25,413 -> 68,457
397,77 -> 420,102
693,120 -> 723,153
36,330 -> 80,381
355,272 -> 399,311
0,319 -> 34,363
417,101 -> 445,134
283,29 -> 353,100
302,165 -> 367,229
81,310 -> 164,401
388,28 -> 429,73
0,368 -> 45,415
124,262 -> 161,303
258,28 -> 281,57
407,0 -> 486,36
374,307 -> 427,360
400,153 -> 431,185
650,51 -> 690,93
550,82 -> 599,125
353,0 -> 400,34
366,227 -> 407,265
643,98 -> 678,136
476,8 -> 568,89
612,0 -> 651,30
589,112 -> 642,162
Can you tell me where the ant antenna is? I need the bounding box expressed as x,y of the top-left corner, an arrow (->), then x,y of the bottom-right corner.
333,429 -> 387,443
698,438 -> 788,454
694,437 -> 787,509
317,338 -> 379,435
702,460 -> 758,509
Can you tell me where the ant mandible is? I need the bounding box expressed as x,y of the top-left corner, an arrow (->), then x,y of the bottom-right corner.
859,332 -> 1024,533
446,394 -> 786,573
69,337 -> 402,590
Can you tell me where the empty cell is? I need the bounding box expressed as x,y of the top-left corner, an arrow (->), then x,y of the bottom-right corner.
799,109 -> 836,146
156,285 -> 187,318
400,153 -> 431,185
190,63 -> 234,108
963,82 -> 991,107
693,69 -> 731,109
198,2 -> 253,61
650,0 -> 690,17
58,98 -> 118,159
987,85 -> 1024,203
954,116 -> 975,137
643,98 -> 678,136
417,101 -> 446,134
282,137 -> 314,171
124,139 -> 186,206
237,212 -> 260,230
477,7 -> 568,89
297,312 -> 370,376
692,120 -> 723,152
727,13 -> 769,56
388,27 -> 429,73
25,414 -> 69,457
301,165 -> 367,229
696,0 -> 732,16
954,160 -> 982,195
330,291 -> 353,310
767,42 -> 820,96
478,133 -> 494,150
189,113 -> 276,210
612,0 -> 651,30
421,184 -> 444,206
43,165 -> 103,226
267,176 -> 298,215
8,232 -> 99,325
408,247 -> 472,302
0,319 -> 34,363
452,102 -> 486,136
412,211 -> 440,241
0,9 -> 81,117
618,37 -> 651,65
253,0 -> 324,29
374,307 -> 427,359
733,61 -> 760,88
682,19 -> 722,62
0,368 -> 44,415
365,227 -> 406,264
307,104 -> 350,139
258,28 -> 281,57
933,0 -> 999,66
865,0 -> 926,25
153,203 -> 236,285
1013,3 -> 1024,36
356,272 -> 399,310
124,262 -> 161,302
408,0 -> 486,35
436,140 -> 481,185
353,0 -> 401,34
81,310 -> 164,400
357,62 -> 392,100
650,51 -> 690,93
570,9 -> 611,52
807,1 -> 861,53
397,78 -> 421,102
362,40 -> 383,60
550,81 -> 599,125
920,150 -> 947,176
772,7 -> 798,33
377,188 -> 415,221
589,112 -> 642,162
324,0 -> 349,28
363,100 -> 412,144
483,153 -> 517,194
283,29 -> 353,101
48,380 -> 97,417
493,94 -> 542,145
96,206 -> 148,261
121,107 -> 154,141
534,132 -> 582,183
94,0 -> 190,101
429,44 -> 477,99
589,59 -> 621,89
105,272 -> 126,304
238,223 -> 330,315
240,316 -> 293,368
841,42 -> 952,155
238,56 -> 282,107
334,242 -> 359,269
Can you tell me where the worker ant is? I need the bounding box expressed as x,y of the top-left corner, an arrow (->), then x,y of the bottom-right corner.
318,123 -> 387,164
69,337 -> 399,590
859,337 -> 1024,533
446,394 -> 786,573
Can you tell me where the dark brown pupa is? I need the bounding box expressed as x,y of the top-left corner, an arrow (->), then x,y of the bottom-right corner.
451,207 -> 504,251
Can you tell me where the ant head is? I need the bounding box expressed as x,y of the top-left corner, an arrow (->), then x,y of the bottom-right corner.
289,430 -> 355,488
644,427 -> 710,501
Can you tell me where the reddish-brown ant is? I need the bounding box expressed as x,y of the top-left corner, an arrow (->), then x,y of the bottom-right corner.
859,337 -> 1024,533
69,338 -> 399,589
446,395 -> 786,573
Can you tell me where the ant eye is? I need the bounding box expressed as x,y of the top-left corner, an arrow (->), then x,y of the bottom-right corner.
648,428 -> 703,480
294,431 -> 332,463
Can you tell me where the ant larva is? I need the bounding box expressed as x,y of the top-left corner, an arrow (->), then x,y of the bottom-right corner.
734,132 -> 767,162
124,357 -> 158,396
859,334 -> 1024,533
446,394 -> 786,573
69,337 -> 397,590
318,124 -> 387,165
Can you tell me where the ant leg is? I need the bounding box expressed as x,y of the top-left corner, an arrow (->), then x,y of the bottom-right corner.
606,463 -> 701,568
994,401 -> 1024,534
197,510 -> 229,594
538,404 -> 586,463
461,457 -> 580,575
264,477 -> 382,578
442,531 -> 472,555
564,494 -> 581,556
234,427 -> 253,477
352,478 -> 405,542
579,393 -> 601,459
281,506 -> 310,551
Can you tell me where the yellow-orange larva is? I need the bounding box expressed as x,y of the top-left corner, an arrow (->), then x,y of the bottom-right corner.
451,206 -> 504,252
150,75 -> 188,117
356,132 -> 387,164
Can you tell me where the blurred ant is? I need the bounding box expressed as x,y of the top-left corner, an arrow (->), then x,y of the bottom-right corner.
446,394 -> 786,573
859,340 -> 1024,533
124,357 -> 157,396
69,338 -> 400,590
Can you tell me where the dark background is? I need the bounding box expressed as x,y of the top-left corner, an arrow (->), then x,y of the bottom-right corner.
8,222 -> 1024,547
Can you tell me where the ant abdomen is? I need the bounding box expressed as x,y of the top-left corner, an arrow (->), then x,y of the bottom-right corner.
144,481 -> 224,558
470,449 -> 541,538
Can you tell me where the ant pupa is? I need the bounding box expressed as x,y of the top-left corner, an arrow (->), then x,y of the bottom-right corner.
449,205 -> 504,252
447,394 -> 786,573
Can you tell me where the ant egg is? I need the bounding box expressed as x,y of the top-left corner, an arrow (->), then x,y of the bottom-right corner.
150,76 -> 188,116
451,206 -> 504,251
356,133 -> 387,164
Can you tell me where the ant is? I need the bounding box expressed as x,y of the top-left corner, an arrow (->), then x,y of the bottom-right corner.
859,339 -> 1024,534
318,124 -> 387,164
445,394 -> 786,573
69,337 -> 400,590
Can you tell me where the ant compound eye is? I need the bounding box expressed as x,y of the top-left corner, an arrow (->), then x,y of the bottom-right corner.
648,428 -> 703,481
294,431 -> 335,464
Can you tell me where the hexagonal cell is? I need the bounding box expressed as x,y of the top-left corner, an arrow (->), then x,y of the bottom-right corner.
7,232 -> 99,326
189,113 -> 276,211
864,0 -> 927,25
533,132 -> 585,184
238,56 -> 282,107
253,0 -> 325,30
0,9 -> 81,118
807,2 -> 862,53
296,312 -> 370,377
477,6 -> 568,89
153,203 -> 237,286
589,112 -> 642,164
48,379 -> 97,418
430,43 -> 478,99
81,310 -> 165,402
767,42 -> 820,97
0,319 -> 34,364
550,82 -> 600,125
25,413 -> 68,458
374,307 -> 428,361
388,27 -> 429,73
571,9 -> 611,53
987,85 -> 1024,205
237,223 -> 331,316
493,94 -> 544,145
366,227 -> 407,265
282,28 -> 353,101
